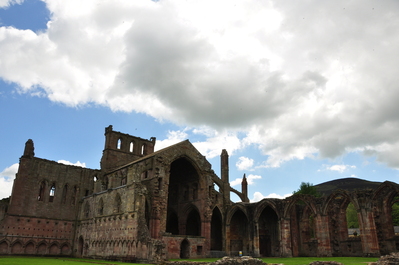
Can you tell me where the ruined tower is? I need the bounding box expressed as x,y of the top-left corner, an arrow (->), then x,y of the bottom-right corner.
100,125 -> 156,172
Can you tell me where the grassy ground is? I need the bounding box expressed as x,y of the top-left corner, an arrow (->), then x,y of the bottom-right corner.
0,256 -> 129,265
260,256 -> 378,265
173,257 -> 379,265
0,256 -> 379,265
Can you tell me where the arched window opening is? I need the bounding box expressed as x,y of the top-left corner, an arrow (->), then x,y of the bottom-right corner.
346,202 -> 360,237
129,141 -> 134,152
71,186 -> 78,205
84,202 -> 90,218
167,158 -> 200,236
186,209 -> 201,236
49,184 -> 56,202
230,209 -> 249,255
211,207 -> 223,251
141,144 -> 146,155
115,194 -> 122,213
158,178 -> 162,191
166,211 -> 179,235
93,176 -> 98,182
38,181 -> 45,201
61,184 -> 68,204
258,206 -> 279,257
98,199 -> 104,216
180,239 -> 190,259
117,138 -> 122,149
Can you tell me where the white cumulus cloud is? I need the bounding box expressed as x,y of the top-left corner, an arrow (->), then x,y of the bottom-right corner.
155,130 -> 189,151
0,0 -> 23,8
320,164 -> 357,173
252,191 -> 292,202
230,174 -> 261,187
236,156 -> 254,171
2,0 -> 399,169
57,160 -> 86,167
0,163 -> 18,199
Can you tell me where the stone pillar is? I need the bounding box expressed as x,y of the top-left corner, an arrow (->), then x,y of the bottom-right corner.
202,210 -> 212,255
253,221 -> 260,257
314,214 -> 332,256
221,150 -> 230,204
280,218 -> 292,257
358,208 -> 380,256
225,224 -> 231,256
241,174 -> 249,203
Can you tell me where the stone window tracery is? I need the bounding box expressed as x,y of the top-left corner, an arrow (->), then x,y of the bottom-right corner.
84,202 -> 90,218
38,181 -> 45,201
129,141 -> 134,152
61,184 -> 68,204
98,199 -> 104,216
49,184 -> 56,202
117,138 -> 122,149
115,194 -> 122,213
71,186 -> 78,205
141,144 -> 146,155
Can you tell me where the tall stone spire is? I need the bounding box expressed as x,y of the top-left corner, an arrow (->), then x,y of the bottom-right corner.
242,173 -> 248,201
220,149 -> 230,203
23,139 -> 35,158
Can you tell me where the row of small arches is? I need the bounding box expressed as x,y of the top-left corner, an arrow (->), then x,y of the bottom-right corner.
0,240 -> 71,255
84,194 -> 122,218
37,180 -> 79,205
116,138 -> 148,155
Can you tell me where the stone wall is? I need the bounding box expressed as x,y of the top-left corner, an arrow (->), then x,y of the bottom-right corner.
1,127 -> 399,261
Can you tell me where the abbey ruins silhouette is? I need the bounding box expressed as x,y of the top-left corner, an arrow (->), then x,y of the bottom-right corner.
0,125 -> 398,262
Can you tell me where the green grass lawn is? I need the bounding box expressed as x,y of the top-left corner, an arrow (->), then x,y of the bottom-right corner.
0,256 -> 130,265
260,256 -> 378,265
0,256 -> 379,265
173,257 -> 379,265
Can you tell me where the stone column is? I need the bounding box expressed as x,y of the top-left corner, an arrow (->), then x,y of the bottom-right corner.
314,214 -> 332,256
280,218 -> 292,257
253,222 -> 260,257
358,208 -> 380,256
202,210 -> 212,255
225,224 -> 231,256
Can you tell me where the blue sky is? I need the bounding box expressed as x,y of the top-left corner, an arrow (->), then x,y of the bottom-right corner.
1,0 -> 399,201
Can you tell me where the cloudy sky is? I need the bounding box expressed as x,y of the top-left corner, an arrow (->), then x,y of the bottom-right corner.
1,0 -> 399,201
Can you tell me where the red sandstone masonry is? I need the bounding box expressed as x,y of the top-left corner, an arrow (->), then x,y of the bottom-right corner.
1,127 -> 399,261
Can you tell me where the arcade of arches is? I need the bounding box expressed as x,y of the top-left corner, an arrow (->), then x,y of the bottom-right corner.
0,126 -> 399,262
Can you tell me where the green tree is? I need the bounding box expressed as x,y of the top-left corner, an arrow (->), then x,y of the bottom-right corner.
346,202 -> 359,228
293,182 -> 321,197
392,199 -> 399,226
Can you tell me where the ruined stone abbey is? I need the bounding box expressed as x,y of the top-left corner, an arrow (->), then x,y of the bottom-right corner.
0,126 -> 398,262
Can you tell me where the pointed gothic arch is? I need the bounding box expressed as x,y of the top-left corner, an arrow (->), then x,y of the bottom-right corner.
227,206 -> 250,256
211,207 -> 223,251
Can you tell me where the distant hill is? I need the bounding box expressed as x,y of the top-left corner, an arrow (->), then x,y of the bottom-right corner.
314,177 -> 382,196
